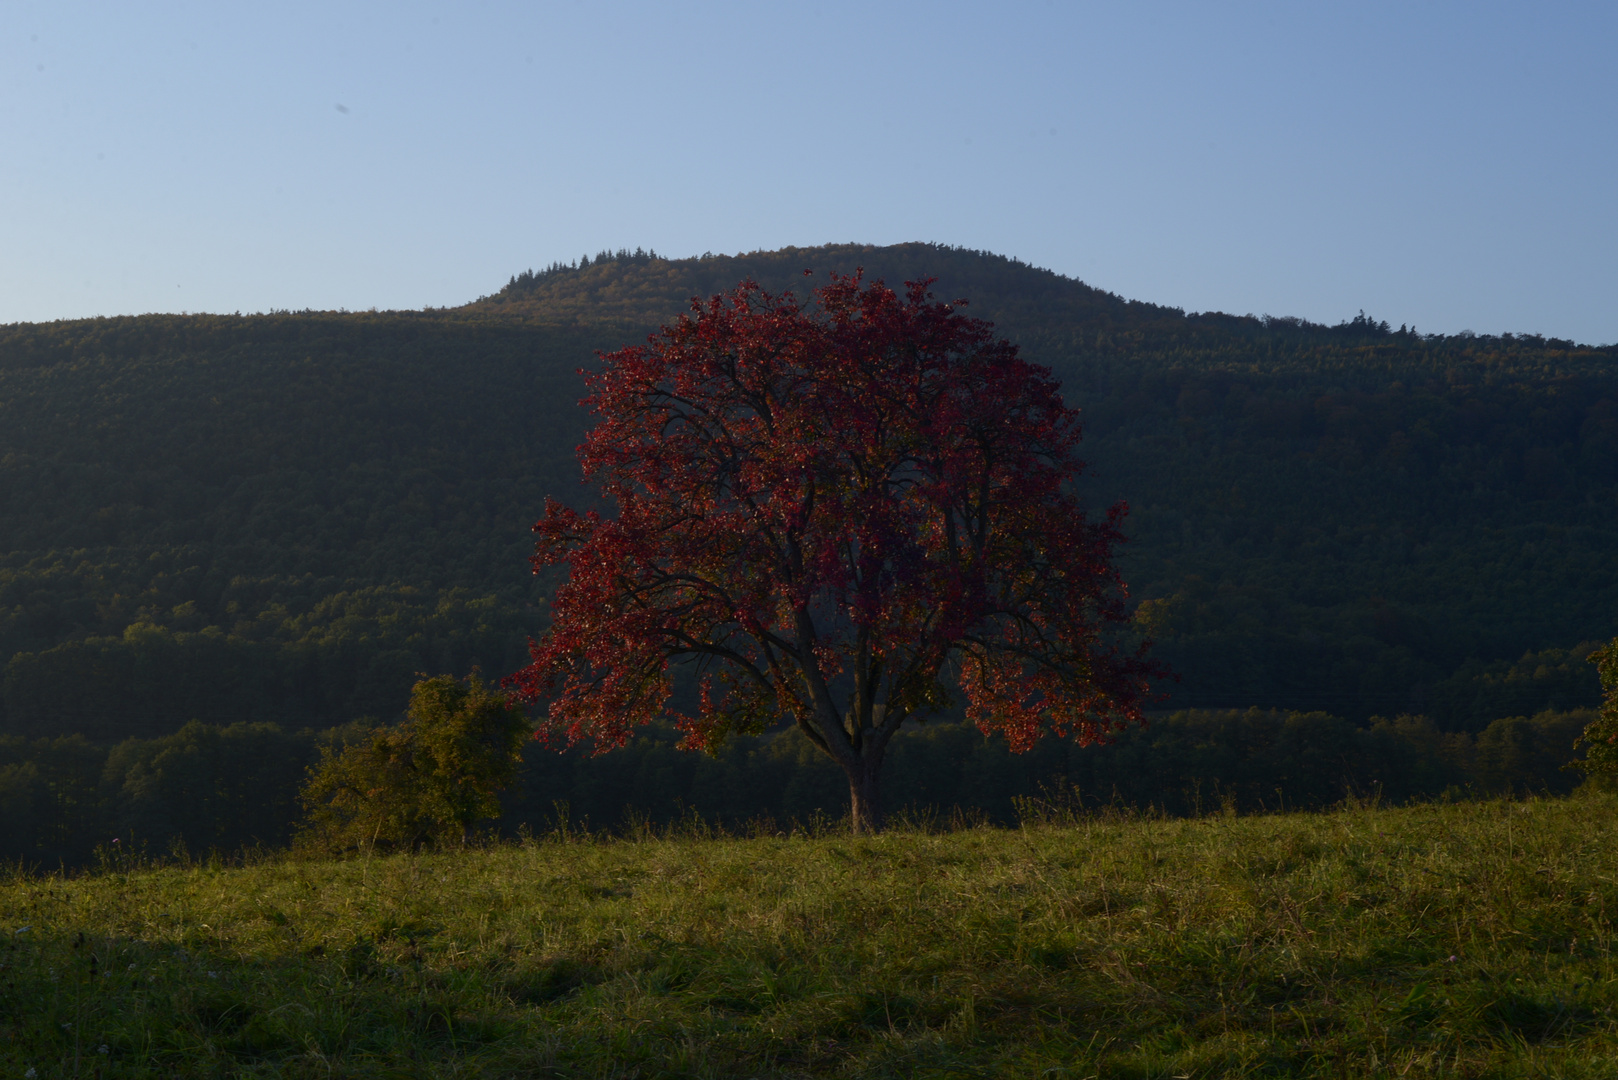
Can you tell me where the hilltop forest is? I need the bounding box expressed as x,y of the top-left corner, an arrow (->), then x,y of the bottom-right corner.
1,243 -> 1614,853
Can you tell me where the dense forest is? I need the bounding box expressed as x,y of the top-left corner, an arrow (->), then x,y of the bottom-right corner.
1,242 -> 1614,854
0,312 -> 584,740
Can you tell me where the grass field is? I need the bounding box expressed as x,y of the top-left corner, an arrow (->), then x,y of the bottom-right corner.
3,793 -> 1618,1078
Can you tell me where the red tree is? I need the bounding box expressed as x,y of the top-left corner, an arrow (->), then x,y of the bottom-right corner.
506,273 -> 1159,833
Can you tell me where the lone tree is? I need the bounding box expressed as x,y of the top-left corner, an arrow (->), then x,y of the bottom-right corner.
507,274 -> 1159,833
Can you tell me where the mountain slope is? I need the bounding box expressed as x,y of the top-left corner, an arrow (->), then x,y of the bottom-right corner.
1,244 -> 1614,739
482,243 -> 1618,718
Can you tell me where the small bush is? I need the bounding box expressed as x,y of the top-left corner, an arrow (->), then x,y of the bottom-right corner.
298,672 -> 529,853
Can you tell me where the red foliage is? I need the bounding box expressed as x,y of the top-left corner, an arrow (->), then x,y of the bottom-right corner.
505,273 -> 1160,830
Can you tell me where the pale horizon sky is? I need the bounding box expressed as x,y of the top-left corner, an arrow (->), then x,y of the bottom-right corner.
5,1 -> 1616,344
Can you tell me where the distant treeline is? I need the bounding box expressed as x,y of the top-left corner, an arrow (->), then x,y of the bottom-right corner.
499,246 -> 667,294
1,583 -> 536,741
1,708 -> 1594,868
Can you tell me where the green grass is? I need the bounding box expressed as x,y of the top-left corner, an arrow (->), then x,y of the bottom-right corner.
4,795 -> 1618,1078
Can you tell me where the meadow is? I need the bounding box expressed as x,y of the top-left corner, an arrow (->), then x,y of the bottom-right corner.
3,792 -> 1617,1078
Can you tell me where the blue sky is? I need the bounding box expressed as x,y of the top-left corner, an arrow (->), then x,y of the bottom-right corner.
5,1 -> 1615,343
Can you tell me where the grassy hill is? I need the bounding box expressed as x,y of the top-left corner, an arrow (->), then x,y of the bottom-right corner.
3,795 -> 1616,1077
1,242 -> 1614,746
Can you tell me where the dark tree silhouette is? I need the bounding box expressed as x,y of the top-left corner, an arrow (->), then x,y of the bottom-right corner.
506,274 -> 1158,832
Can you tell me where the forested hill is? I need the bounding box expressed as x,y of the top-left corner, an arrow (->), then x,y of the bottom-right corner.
482,244 -> 1618,719
472,243 -> 1161,336
2,243 -> 1615,743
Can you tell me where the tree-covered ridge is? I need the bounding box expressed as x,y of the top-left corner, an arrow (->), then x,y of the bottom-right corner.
479,243 -> 1618,721
474,241 -> 1606,364
474,243 -> 1180,340
0,244 -> 1614,743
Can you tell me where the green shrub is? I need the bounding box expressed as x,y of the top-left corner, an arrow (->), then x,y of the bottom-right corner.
1570,638 -> 1618,776
298,672 -> 529,853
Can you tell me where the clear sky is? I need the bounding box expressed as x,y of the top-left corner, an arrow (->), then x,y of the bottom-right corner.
5,1 -> 1615,343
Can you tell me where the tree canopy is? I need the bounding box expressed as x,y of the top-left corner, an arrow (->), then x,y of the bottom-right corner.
506,275 -> 1158,831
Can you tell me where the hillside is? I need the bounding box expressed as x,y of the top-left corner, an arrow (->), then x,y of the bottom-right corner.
478,244 -> 1618,719
1,243 -> 1615,744
4,797 -> 1616,1076
0,312 -> 590,738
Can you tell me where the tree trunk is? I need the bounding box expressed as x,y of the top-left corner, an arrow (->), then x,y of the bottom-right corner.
846,757 -> 885,835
